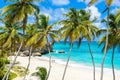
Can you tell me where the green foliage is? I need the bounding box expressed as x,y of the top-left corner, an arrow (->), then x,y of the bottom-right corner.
58,8 -> 98,46
0,70 -> 17,80
88,0 -> 113,7
1,0 -> 40,25
12,66 -> 29,77
0,50 -> 9,57
5,59 -> 10,64
8,72 -> 17,80
0,57 -> 16,80
0,70 -> 5,80
0,58 -> 6,70
99,13 -> 120,52
32,67 -> 47,80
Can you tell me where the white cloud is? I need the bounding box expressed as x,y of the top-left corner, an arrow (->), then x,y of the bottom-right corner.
40,7 -> 53,21
111,8 -> 118,14
52,0 -> 70,6
85,6 -> 105,29
0,22 -> 4,27
77,0 -> 91,4
40,7 -> 68,22
94,22 -> 106,29
40,7 -> 68,30
112,0 -> 120,7
85,6 -> 101,20
78,0 -> 120,7
52,24 -> 63,30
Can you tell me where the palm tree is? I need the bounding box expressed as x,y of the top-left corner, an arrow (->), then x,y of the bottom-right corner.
37,15 -> 60,80
99,14 -> 120,80
0,22 -> 21,50
58,8 -> 89,80
22,24 -> 38,80
24,14 -> 60,80
0,20 -> 22,80
87,0 -> 113,80
79,10 -> 99,80
0,19 -> 21,51
59,8 -> 98,80
115,8 -> 120,25
1,0 -> 40,79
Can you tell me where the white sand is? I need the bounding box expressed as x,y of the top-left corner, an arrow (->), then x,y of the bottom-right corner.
13,56 -> 120,80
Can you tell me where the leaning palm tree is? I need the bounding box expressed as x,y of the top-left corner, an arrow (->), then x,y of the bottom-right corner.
25,14 -> 60,80
1,0 -> 40,79
58,8 -> 88,80
0,19 -> 22,52
37,15 -> 60,80
87,0 -> 113,80
0,21 -> 22,80
79,10 -> 99,80
23,24 -> 38,80
115,8 -> 120,25
99,13 -> 120,80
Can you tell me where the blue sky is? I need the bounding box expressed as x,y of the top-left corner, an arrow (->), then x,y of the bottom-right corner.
0,0 -> 120,29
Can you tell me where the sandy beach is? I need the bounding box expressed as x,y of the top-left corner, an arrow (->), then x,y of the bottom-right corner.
13,56 -> 120,80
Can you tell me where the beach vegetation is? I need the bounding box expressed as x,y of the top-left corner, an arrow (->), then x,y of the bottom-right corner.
33,14 -> 60,80
32,67 -> 47,80
58,8 -> 82,80
88,0 -> 115,80
99,13 -> 120,80
58,8 -> 99,80
0,0 -> 40,79
78,9 -> 99,80
12,66 -> 29,77
0,0 -> 120,80
0,50 -> 17,80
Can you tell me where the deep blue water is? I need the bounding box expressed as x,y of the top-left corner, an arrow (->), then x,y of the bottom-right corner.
44,41 -> 120,70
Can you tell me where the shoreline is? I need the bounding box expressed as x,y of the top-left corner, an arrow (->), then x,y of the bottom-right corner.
38,56 -> 120,72
13,56 -> 120,80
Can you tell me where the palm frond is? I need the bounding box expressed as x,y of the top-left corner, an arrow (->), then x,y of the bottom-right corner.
105,0 -> 113,7
50,33 -> 60,42
88,0 -> 97,6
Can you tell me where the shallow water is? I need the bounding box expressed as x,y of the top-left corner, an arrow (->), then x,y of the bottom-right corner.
44,41 -> 120,70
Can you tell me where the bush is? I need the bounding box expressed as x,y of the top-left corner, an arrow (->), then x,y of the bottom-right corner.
8,72 -> 17,80
5,59 -> 10,64
0,50 -> 9,57
0,70 -> 5,80
0,58 -> 6,70
32,67 -> 47,80
0,70 -> 17,80
0,50 -> 16,80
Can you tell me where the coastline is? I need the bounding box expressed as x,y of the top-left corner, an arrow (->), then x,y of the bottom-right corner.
13,56 -> 120,80
40,55 -> 120,71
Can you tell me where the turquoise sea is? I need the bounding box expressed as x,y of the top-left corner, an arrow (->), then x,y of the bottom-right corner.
44,41 -> 120,70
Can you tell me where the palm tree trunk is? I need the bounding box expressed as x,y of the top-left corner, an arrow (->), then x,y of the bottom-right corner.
46,44 -> 52,80
2,42 -> 23,80
100,7 -> 110,80
88,42 -> 95,80
23,46 -> 32,80
6,44 -> 12,80
112,46 -> 115,80
2,13 -> 27,80
62,44 -> 73,80
100,53 -> 106,80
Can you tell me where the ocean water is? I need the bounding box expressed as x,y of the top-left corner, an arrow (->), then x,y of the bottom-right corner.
44,41 -> 120,70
